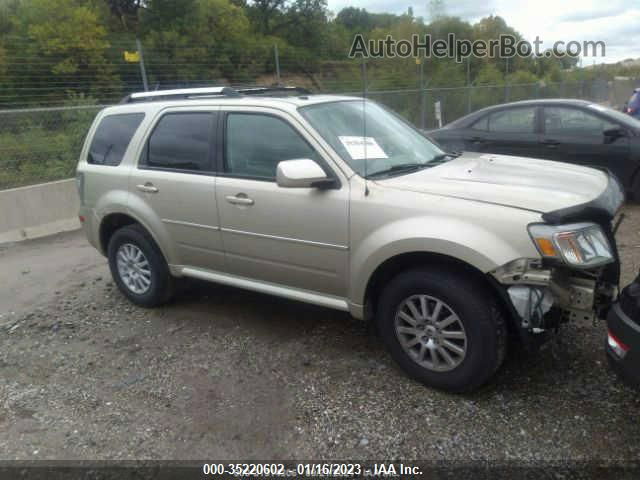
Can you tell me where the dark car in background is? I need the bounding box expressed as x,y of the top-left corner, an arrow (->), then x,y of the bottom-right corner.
428,99 -> 640,198
624,88 -> 640,119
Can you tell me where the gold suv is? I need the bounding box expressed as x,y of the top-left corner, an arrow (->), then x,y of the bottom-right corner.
77,86 -> 624,392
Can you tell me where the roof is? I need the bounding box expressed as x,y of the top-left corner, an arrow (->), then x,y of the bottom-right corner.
102,91 -> 361,116
445,98 -> 597,128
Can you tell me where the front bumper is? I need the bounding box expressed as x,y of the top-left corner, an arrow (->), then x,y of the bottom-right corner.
493,258 -> 618,334
606,302 -> 640,388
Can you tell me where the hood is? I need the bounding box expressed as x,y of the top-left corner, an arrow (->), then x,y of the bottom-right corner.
376,152 -> 610,214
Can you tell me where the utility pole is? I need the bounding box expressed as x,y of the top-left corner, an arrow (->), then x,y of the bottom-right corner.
466,57 -> 471,113
418,58 -> 426,129
136,38 -> 149,91
361,58 -> 368,98
505,56 -> 510,102
274,45 -> 281,85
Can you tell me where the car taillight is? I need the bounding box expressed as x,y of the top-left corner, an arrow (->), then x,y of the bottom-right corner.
607,329 -> 629,358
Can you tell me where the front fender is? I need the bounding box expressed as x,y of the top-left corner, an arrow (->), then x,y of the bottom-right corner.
349,215 -> 540,307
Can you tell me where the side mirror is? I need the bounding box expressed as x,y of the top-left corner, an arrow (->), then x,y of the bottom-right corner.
604,127 -> 628,141
276,159 -> 335,189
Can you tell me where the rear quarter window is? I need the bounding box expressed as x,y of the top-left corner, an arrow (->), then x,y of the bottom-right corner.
88,113 -> 145,166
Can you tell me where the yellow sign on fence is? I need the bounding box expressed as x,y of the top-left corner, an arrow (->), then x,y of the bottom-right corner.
124,51 -> 140,63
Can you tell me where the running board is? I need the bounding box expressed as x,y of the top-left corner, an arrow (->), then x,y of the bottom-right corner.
180,267 -> 350,312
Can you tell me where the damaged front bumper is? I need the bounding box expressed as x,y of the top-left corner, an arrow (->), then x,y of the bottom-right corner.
492,258 -> 618,334
493,172 -> 624,339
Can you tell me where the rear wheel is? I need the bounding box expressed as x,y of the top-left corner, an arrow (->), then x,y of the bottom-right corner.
107,224 -> 174,307
376,267 -> 506,393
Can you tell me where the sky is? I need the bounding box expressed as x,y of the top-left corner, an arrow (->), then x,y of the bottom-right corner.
326,0 -> 640,64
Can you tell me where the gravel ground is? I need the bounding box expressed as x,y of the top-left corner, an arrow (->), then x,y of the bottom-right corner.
0,205 -> 639,461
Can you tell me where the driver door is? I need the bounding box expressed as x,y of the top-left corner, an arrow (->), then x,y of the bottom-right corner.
215,108 -> 350,297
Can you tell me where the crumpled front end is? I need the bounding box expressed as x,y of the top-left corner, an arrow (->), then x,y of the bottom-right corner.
491,173 -> 624,343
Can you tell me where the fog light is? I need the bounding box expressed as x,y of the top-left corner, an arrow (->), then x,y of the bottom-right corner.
608,330 -> 629,359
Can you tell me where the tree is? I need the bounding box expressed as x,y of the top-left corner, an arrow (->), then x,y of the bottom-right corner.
104,0 -> 144,31
8,0 -> 118,103
335,7 -> 371,32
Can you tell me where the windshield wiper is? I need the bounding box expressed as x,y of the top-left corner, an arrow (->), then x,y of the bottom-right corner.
366,163 -> 429,179
429,152 -> 459,164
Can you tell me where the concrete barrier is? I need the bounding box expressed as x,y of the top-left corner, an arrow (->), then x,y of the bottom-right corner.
0,178 -> 80,244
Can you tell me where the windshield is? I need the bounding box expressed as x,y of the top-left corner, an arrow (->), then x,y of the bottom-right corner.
300,100 -> 445,178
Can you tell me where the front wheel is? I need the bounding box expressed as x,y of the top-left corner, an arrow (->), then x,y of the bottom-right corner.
376,267 -> 506,393
107,224 -> 174,307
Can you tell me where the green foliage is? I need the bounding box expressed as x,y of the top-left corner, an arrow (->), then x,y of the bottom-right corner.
0,0 -> 634,187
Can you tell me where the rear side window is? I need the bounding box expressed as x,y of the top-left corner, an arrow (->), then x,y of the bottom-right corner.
145,112 -> 214,172
88,113 -> 144,166
629,92 -> 640,109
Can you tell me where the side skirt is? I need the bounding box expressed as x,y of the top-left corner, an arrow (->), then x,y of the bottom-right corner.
177,265 -> 350,312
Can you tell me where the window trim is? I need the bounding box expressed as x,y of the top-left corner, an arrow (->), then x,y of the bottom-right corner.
541,105 -> 623,136
138,111 -> 218,175
218,110 -> 340,186
87,112 -> 145,167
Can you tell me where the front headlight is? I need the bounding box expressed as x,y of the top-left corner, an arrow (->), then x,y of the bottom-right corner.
528,222 -> 614,268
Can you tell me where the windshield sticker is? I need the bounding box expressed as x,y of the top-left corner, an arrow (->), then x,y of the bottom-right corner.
338,136 -> 388,160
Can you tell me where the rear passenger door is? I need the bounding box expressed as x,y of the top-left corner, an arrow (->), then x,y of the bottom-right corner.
128,107 -> 225,271
214,107 -> 349,297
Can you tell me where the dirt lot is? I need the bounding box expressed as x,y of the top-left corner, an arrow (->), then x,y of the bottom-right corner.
1,206 -> 639,461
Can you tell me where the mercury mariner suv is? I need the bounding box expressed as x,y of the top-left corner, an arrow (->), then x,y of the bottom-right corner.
76,86 -> 625,392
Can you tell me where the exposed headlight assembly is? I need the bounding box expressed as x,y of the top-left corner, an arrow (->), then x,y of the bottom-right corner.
528,222 -> 614,269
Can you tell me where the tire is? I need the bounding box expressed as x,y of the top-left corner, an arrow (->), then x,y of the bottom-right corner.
632,173 -> 640,203
376,267 -> 506,393
107,224 -> 174,307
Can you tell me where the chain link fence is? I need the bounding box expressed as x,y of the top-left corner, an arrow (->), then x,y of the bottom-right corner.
0,76 -> 635,190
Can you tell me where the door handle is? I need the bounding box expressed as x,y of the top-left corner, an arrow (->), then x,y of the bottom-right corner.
465,136 -> 485,143
540,139 -> 560,147
136,182 -> 159,193
226,194 -> 254,206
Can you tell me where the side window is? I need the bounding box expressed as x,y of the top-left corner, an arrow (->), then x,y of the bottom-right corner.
471,115 -> 489,130
544,107 -> 616,135
146,112 -> 214,172
225,113 -> 319,179
488,108 -> 536,134
88,113 -> 144,166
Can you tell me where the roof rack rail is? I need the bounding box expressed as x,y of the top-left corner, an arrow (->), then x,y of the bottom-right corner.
235,86 -> 311,96
120,85 -> 311,104
120,86 -> 239,103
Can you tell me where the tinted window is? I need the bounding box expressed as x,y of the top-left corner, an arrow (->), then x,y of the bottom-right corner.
544,107 -> 615,135
147,113 -> 213,171
488,108 -> 536,133
225,113 -> 318,179
88,113 -> 144,166
628,92 -> 640,109
471,115 -> 489,130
